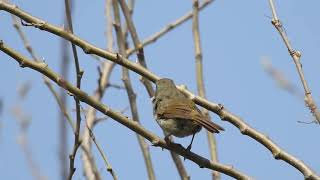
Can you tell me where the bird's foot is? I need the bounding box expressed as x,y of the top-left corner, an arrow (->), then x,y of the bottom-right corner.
165,135 -> 184,149
164,135 -> 172,144
183,145 -> 193,161
186,144 -> 192,152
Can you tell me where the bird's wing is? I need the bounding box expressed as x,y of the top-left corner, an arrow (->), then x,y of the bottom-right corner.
157,98 -> 224,133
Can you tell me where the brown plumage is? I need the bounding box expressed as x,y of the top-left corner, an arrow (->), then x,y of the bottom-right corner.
153,78 -> 225,151
157,98 -> 224,134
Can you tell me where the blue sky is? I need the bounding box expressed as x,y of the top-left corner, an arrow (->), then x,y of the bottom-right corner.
1,0 -> 320,179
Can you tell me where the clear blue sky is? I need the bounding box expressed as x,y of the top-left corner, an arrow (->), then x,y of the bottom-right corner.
1,0 -> 320,179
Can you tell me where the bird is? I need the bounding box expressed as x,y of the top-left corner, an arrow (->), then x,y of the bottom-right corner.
153,78 -> 224,151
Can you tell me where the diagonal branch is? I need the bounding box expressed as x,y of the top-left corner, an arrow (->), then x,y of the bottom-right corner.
0,3 -> 319,179
112,1 -> 156,180
179,85 -> 319,180
45,78 -> 113,180
268,0 -> 320,124
126,0 -> 215,56
191,0 -> 220,179
81,0 -> 117,179
0,41 -> 252,180
117,1 -> 190,179
10,6 -> 102,179
117,0 -> 154,97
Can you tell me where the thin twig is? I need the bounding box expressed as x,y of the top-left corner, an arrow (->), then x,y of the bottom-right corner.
44,78 -> 75,129
81,105 -> 118,180
82,64 -> 115,180
121,0 -> 134,47
88,123 -> 118,180
12,105 -> 47,180
268,0 -> 320,123
12,16 -> 38,60
126,0 -> 215,56
9,8 -> 102,178
118,0 -> 154,97
81,1 -> 117,179
47,80 -> 111,179
1,4 -> 319,178
45,78 -> 104,180
169,152 -> 190,180
117,1 -> 190,178
191,0 -> 220,179
64,0 -> 83,179
112,1 -> 156,180
0,42 -> 253,179
9,4 -> 70,178
178,85 -> 320,180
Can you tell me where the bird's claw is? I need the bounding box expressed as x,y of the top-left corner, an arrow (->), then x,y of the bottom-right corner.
183,145 -> 192,161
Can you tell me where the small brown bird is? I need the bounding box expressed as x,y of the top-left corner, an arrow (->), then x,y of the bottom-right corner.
153,78 -> 224,150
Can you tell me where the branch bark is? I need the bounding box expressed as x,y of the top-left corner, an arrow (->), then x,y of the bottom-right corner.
126,0 -> 215,56
117,1 -> 190,179
268,0 -> 320,123
112,1 -> 156,179
191,0 -> 220,179
0,40 -> 252,180
1,2 -> 319,179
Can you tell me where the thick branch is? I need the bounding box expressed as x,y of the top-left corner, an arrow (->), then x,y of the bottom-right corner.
0,3 -> 319,178
112,1 -> 156,180
179,86 -> 319,180
10,6 -> 101,179
0,41 -> 251,180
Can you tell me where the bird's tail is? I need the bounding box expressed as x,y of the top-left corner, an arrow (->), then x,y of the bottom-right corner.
197,118 -> 225,133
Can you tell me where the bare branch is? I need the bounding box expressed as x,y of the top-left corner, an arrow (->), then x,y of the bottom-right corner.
63,0 -> 84,179
191,0 -> 220,179
117,0 -> 155,97
117,1 -> 191,178
0,41 -> 252,179
178,85 -> 320,180
1,3 -> 319,178
11,83 -> 47,180
112,1 -> 156,179
8,2 -> 113,179
81,1 -> 117,179
9,3 -> 70,177
45,79 -> 104,180
80,105 -> 118,180
268,0 -> 320,123
126,0 -> 215,56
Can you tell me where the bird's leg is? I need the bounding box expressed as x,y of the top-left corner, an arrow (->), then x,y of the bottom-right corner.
183,133 -> 196,161
164,134 -> 172,145
186,132 -> 196,152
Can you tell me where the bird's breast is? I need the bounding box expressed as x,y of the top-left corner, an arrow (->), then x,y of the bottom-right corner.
156,118 -> 201,138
